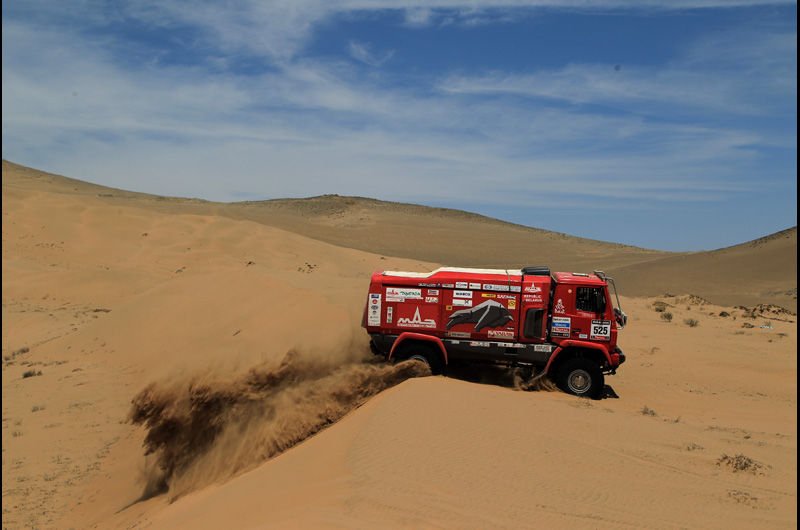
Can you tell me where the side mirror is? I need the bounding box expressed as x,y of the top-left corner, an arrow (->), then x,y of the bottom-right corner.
614,308 -> 627,328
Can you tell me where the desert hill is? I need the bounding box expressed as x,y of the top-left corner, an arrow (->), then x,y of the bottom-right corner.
3,161 -> 796,311
2,160 -> 797,529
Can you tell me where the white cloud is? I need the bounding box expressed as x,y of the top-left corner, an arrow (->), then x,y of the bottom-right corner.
347,41 -> 396,67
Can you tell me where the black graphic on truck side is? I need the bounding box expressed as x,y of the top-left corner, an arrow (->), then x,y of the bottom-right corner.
446,299 -> 513,331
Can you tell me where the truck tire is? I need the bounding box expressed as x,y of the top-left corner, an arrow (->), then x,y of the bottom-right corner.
395,343 -> 444,375
556,357 -> 604,399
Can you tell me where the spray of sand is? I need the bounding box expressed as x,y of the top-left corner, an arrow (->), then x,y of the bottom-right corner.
129,349 -> 431,499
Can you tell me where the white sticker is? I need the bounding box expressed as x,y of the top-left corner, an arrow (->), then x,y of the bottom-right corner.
454,290 -> 472,298
590,320 -> 611,341
551,316 -> 571,337
368,293 -> 381,326
469,282 -> 481,289
425,296 -> 439,303
386,287 -> 422,300
470,341 -> 490,347
488,330 -> 514,339
533,344 -> 553,352
483,283 -> 510,292
427,289 -> 439,296
510,285 -> 521,292
579,334 -> 588,339
446,331 -> 471,338
455,282 -> 468,289
386,306 -> 393,324
452,299 -> 473,307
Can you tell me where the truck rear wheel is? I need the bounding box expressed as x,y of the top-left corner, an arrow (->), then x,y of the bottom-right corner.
556,358 -> 604,399
395,343 -> 444,375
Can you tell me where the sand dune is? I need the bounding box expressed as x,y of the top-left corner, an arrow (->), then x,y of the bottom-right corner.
2,161 -> 797,529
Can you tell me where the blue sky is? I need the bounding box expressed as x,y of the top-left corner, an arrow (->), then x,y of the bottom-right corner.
2,1 -> 796,251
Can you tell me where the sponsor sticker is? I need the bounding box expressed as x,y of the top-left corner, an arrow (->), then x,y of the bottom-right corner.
386,287 -> 422,302
397,307 -> 436,329
442,283 -> 455,288
483,283 -> 510,292
579,334 -> 588,339
470,341 -> 490,347
454,290 -> 472,298
455,282 -> 469,289
368,293 -> 381,326
386,306 -> 393,324
481,293 -> 497,298
551,316 -> 571,337
533,344 -> 553,352
590,320 -> 612,341
554,298 -> 566,314
488,329 -> 514,339
469,282 -> 481,290
427,289 -> 440,296
510,286 -> 521,293
446,331 -> 471,338
418,282 -> 439,288
452,299 -> 473,307
508,299 -> 517,310
425,296 -> 439,303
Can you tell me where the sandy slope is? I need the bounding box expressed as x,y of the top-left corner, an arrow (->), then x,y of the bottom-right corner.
2,162 -> 797,529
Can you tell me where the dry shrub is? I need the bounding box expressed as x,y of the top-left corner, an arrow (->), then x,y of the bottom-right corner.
660,312 -> 673,322
717,453 -> 765,474
684,318 -> 699,327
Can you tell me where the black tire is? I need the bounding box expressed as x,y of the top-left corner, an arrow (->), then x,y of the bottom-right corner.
556,357 -> 604,399
395,343 -> 444,375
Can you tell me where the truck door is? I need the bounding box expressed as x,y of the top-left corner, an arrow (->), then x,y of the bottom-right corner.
552,284 -> 612,343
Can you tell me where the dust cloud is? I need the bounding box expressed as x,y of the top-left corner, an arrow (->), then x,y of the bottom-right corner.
129,349 -> 430,499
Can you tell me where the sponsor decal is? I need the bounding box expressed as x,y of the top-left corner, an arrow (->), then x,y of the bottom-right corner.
590,320 -> 612,341
446,331 -> 471,338
453,299 -> 473,307
488,329 -> 514,339
397,307 -> 436,329
551,316 -> 571,337
470,341 -> 490,347
427,289 -> 440,296
524,284 -> 542,294
368,293 -> 381,326
481,293 -> 497,298
386,287 -> 422,302
497,294 -> 516,300
442,283 -> 455,288
554,298 -> 566,314
469,282 -> 481,290
579,334 -> 588,339
533,344 -> 553,352
483,283 -> 510,292
510,285 -> 521,293
455,282 -> 468,289
454,290 -> 472,298
386,306 -> 393,324
418,282 -> 439,288
447,300 -> 513,332
425,296 -> 439,303
508,299 -> 517,310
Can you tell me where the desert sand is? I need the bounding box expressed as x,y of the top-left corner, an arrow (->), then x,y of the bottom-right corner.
2,161 -> 797,529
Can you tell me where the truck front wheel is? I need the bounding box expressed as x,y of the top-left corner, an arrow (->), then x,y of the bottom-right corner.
394,343 -> 444,375
556,358 -> 604,399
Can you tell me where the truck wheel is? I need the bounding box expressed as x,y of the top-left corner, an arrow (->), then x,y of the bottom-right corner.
396,344 -> 444,375
557,358 -> 604,399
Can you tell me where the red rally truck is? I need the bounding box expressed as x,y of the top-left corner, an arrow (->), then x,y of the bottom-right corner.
363,266 -> 627,398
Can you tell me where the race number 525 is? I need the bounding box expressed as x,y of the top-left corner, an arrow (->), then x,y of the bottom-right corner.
590,320 -> 611,340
